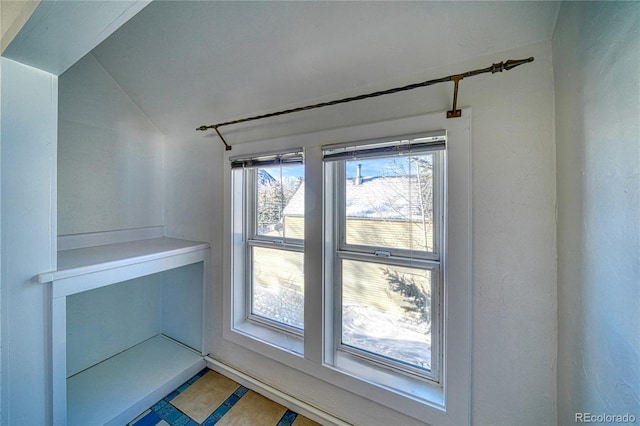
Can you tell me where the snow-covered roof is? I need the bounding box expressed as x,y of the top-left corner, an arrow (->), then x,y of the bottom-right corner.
283,175 -> 433,221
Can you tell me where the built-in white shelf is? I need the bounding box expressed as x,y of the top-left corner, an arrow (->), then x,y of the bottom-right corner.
68,334 -> 205,426
41,229 -> 211,426
38,236 -> 209,288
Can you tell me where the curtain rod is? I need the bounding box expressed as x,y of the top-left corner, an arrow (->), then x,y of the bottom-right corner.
197,57 -> 534,150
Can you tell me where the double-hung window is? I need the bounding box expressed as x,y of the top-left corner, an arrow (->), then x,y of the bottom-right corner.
230,149 -> 305,341
226,110 -> 471,424
323,131 -> 446,383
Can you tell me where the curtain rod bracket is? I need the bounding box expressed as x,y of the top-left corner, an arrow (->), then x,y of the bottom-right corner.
446,74 -> 464,119
197,125 -> 232,150
213,126 -> 233,151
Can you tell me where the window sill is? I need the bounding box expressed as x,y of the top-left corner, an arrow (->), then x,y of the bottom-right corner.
332,351 -> 444,409
224,321 -> 450,423
225,320 -> 304,358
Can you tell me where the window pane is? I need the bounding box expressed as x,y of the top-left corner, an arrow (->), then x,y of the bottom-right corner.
256,165 -> 304,239
344,155 -> 435,252
251,246 -> 304,330
341,259 -> 432,371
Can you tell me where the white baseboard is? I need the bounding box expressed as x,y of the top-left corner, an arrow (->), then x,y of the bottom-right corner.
205,356 -> 350,426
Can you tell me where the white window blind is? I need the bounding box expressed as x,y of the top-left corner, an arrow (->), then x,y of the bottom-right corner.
322,130 -> 445,162
230,148 -> 304,169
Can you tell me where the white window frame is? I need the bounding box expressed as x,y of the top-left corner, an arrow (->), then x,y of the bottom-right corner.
323,136 -> 445,384
227,150 -> 306,356
223,110 -> 472,425
244,164 -> 305,336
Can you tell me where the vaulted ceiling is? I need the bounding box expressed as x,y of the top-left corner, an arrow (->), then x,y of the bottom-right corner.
87,1 -> 560,142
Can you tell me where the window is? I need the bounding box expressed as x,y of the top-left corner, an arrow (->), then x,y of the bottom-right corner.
230,149 -> 305,346
323,132 -> 445,383
225,110 -> 471,425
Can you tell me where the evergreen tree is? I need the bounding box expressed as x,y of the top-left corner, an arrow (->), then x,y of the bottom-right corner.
382,268 -> 431,324
257,170 -> 302,235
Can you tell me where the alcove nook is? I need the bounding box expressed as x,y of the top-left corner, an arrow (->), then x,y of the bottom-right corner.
35,49 -> 212,426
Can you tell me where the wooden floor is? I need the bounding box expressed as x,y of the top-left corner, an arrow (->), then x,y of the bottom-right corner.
128,369 -> 321,426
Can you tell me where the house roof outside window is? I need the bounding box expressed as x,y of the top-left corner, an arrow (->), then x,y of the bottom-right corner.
283,175 -> 433,221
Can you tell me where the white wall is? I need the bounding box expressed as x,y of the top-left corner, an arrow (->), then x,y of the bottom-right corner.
553,3 -> 640,424
0,1 -> 39,54
466,42 -> 557,426
165,41 -> 557,425
1,57 -> 57,426
2,1 -> 149,75
66,275 -> 161,377
163,131 -> 219,357
161,262 -> 205,354
58,52 -> 164,235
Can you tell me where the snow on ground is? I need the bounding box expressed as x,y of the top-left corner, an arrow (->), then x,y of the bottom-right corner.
253,286 -> 431,369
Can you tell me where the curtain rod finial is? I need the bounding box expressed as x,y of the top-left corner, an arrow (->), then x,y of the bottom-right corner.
504,56 -> 535,71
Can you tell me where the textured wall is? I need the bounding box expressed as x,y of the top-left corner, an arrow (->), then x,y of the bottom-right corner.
463,41 -> 557,426
554,3 -> 640,424
166,41 -> 558,425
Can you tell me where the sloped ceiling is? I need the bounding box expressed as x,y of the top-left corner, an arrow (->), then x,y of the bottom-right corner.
88,1 -> 560,142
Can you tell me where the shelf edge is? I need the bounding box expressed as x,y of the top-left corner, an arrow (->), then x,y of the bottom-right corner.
38,241 -> 210,284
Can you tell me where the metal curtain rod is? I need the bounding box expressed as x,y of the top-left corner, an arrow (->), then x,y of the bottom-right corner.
197,57 -> 534,150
